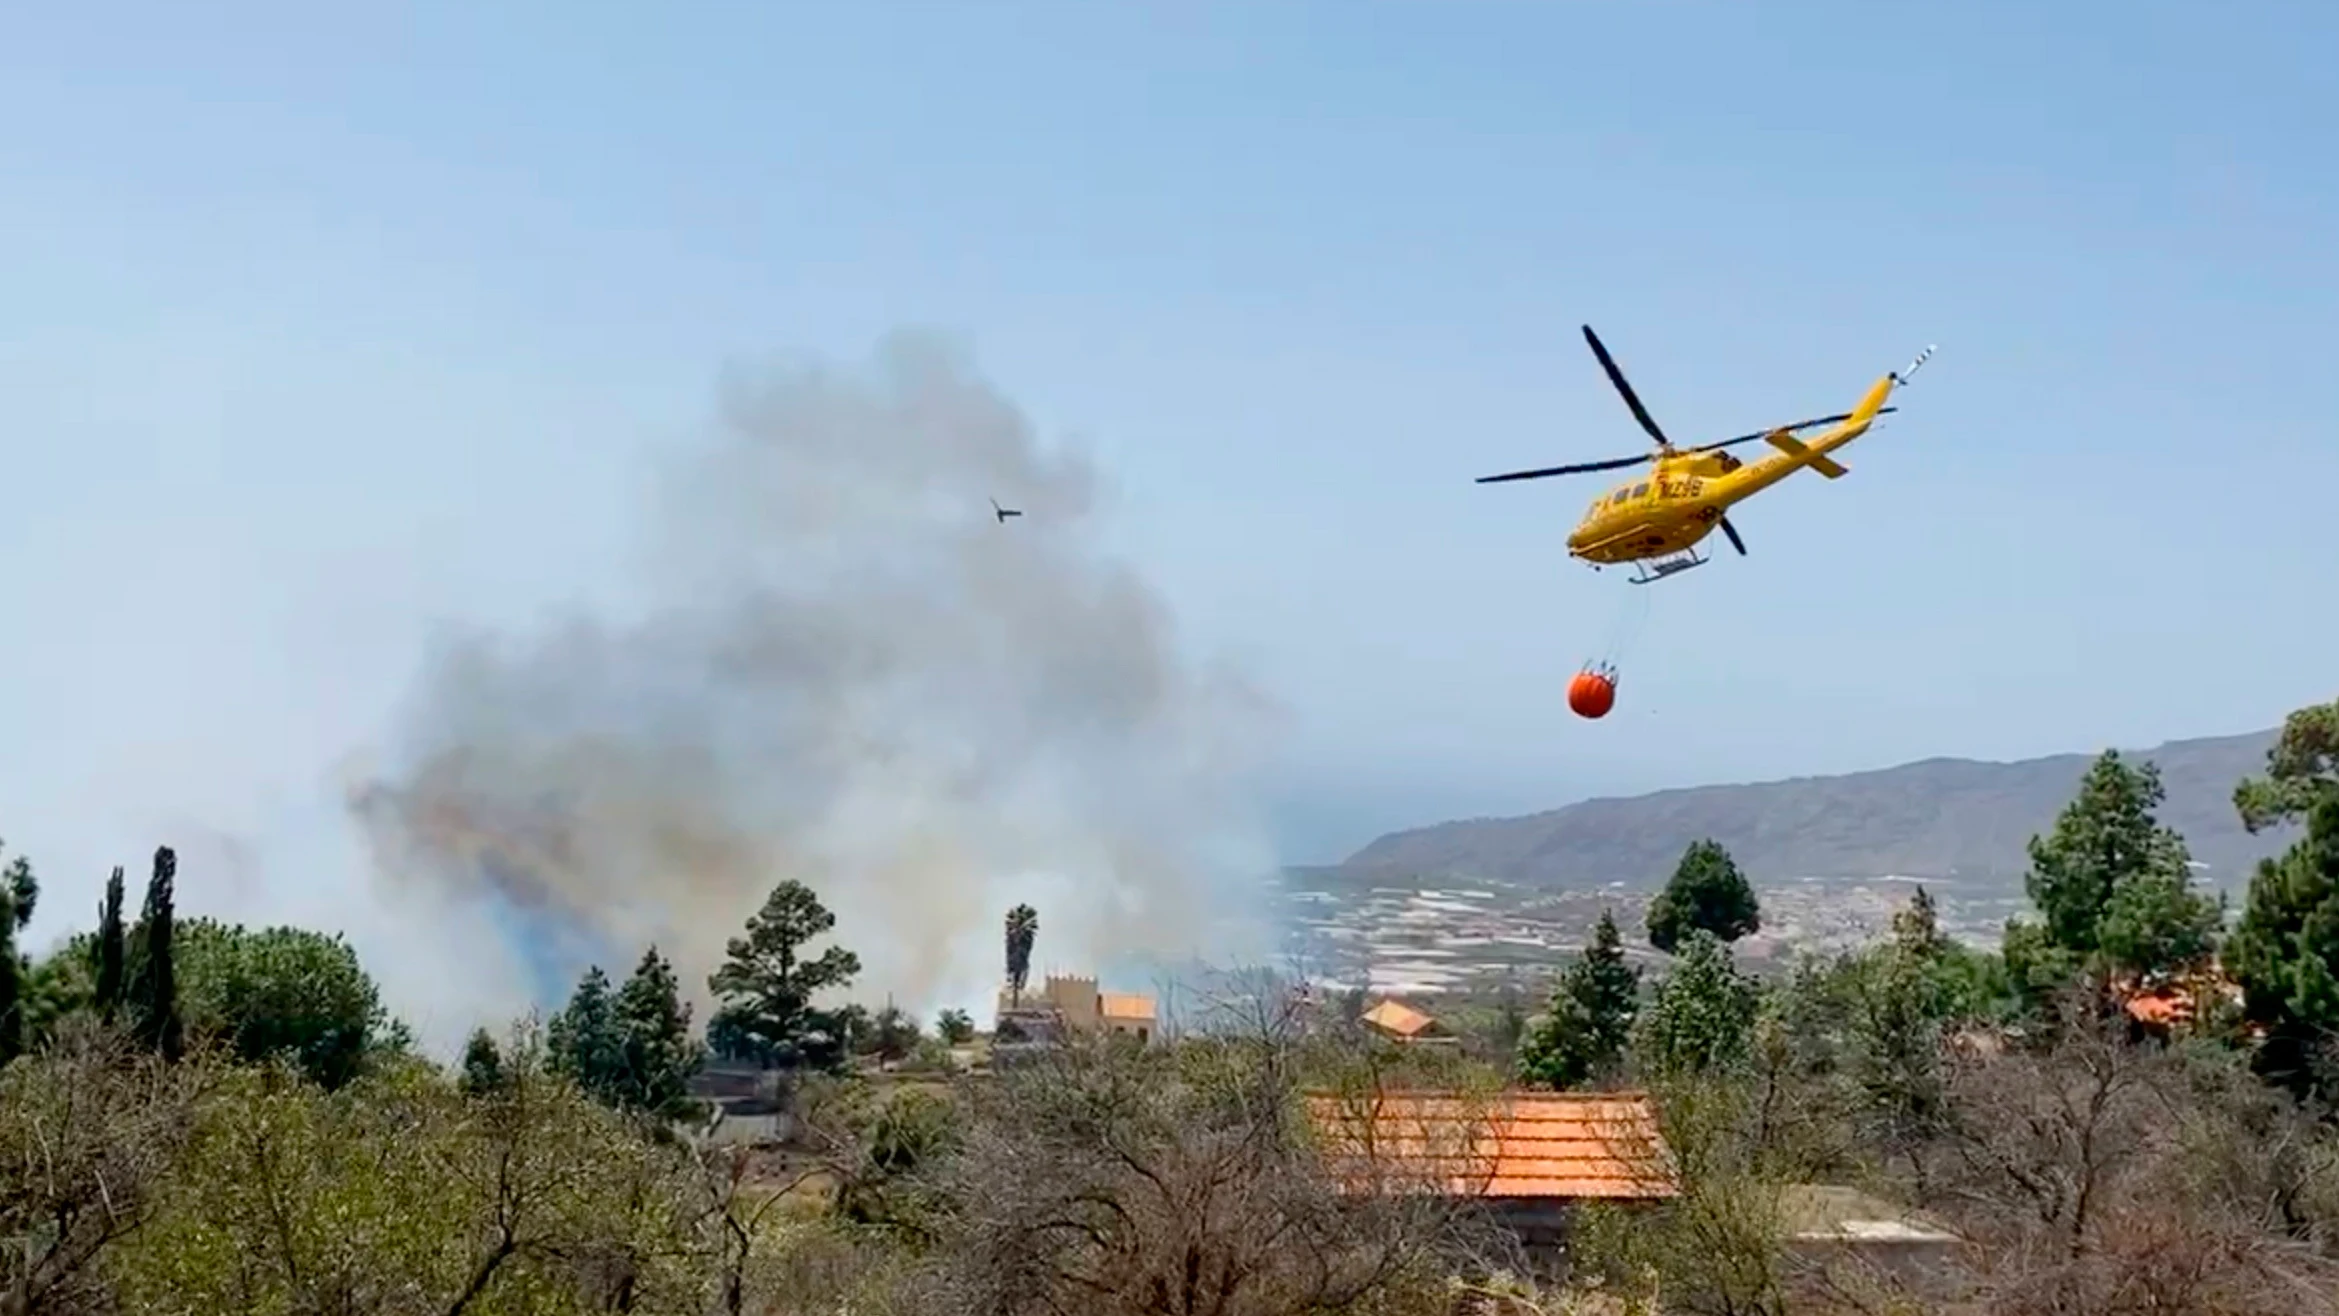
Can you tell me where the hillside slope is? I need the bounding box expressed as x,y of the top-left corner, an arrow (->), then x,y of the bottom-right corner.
1342,730 -> 2296,893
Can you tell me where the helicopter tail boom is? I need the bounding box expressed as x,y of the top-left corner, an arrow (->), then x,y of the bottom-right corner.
1791,372 -> 1897,461
1762,431 -> 1849,478
1712,369 -> 1904,502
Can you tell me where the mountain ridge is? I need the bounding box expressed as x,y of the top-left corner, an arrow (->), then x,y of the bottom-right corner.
1340,728 -> 2299,894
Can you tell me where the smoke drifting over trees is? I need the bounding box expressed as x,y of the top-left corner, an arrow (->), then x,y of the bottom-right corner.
349,331 -> 1277,1029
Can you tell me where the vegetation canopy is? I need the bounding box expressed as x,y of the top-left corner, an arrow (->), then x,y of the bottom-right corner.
1,697 -> 2337,1313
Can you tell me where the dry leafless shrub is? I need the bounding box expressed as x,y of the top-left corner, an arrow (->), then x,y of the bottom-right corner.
732,1217 -> 953,1316
926,982 -> 1503,1316
1929,1012 -> 2339,1315
0,1020 -> 214,1316
1563,1073 -> 1794,1316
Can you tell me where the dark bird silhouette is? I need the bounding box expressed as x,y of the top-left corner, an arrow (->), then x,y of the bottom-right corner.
991,498 -> 1023,523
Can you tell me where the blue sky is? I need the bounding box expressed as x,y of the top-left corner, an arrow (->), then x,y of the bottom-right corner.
4,2 -> 2335,1023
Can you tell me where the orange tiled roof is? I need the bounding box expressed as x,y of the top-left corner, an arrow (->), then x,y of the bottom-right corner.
1306,1090 -> 1677,1201
2125,992 -> 2189,1026
1360,999 -> 1438,1037
2117,968 -> 2242,1029
1099,992 -> 1156,1023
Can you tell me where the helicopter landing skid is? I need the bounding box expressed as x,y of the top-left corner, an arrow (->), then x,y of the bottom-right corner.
1629,549 -> 1708,584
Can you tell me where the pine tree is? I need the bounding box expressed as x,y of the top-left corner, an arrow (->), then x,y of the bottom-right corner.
459,1027 -> 508,1097
869,1001 -> 920,1066
1851,896 -> 1956,1187
2022,752 -> 2196,954
2228,791 -> 2339,1097
547,965 -> 622,1099
93,866 -> 127,1022
1892,886 -> 1949,960
612,945 -> 701,1120
3,850 -> 35,930
829,1003 -> 873,1062
1646,839 -> 1761,954
2006,751 -> 2218,1000
127,847 -> 183,1062
2225,701 -> 2339,1094
708,880 -> 861,1072
1516,909 -> 1642,1090
1636,930 -> 1760,1076
2235,699 -> 2339,834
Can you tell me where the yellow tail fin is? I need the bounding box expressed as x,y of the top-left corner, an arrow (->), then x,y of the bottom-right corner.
1797,373 -> 1899,460
1847,373 -> 1895,427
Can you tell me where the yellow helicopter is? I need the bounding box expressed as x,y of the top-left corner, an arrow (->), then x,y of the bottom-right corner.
1479,326 -> 1936,583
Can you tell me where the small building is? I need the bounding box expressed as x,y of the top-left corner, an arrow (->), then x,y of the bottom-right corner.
1778,1184 -> 1963,1301
1358,997 -> 1454,1046
699,1107 -> 793,1147
690,1058 -> 771,1105
688,1058 -> 795,1147
2118,966 -> 2246,1040
1098,991 -> 1158,1043
995,974 -> 1158,1044
1306,1089 -> 1676,1267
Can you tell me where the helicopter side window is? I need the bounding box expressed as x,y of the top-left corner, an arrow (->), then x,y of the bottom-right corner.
1630,482 -> 1651,499
1609,491 -> 1629,507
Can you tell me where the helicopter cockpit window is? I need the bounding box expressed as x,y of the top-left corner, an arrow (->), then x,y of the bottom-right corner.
1630,482 -> 1650,499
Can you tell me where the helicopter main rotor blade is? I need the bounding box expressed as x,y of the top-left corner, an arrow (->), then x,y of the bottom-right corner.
1475,452 -> 1651,483
1582,325 -> 1672,450
1719,516 -> 1747,556
1697,406 -> 1898,452
1472,388 -> 1903,487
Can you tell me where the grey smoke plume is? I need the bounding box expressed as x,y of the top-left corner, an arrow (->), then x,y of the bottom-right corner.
349,330 -> 1280,1024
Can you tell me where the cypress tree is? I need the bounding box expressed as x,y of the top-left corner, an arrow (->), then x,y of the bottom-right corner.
0,881 -> 20,1065
127,846 -> 183,1062
94,866 -> 127,1022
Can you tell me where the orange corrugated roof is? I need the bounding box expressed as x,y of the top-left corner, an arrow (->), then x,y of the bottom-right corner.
1306,1090 -> 1677,1201
1360,999 -> 1437,1037
1099,992 -> 1156,1023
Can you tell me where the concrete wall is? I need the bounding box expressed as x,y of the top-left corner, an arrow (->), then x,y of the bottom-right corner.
1047,976 -> 1102,1031
1784,1237 -> 1966,1304
700,1108 -> 794,1147
996,976 -> 1159,1041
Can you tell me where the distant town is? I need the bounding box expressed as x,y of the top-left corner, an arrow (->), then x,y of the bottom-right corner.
1273,867 -> 2031,998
